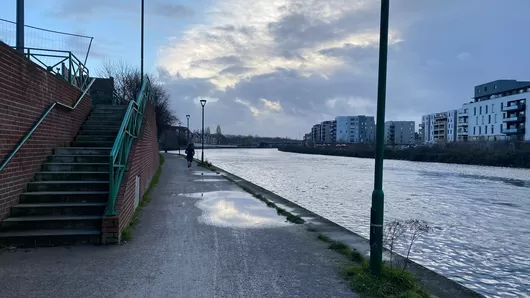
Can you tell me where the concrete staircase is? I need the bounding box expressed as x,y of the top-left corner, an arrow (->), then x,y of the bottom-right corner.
0,105 -> 127,247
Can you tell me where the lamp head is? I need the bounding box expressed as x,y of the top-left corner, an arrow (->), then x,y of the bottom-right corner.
186,114 -> 190,119
200,99 -> 207,107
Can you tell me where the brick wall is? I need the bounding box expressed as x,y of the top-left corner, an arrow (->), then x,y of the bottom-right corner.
0,42 -> 92,220
102,101 -> 159,243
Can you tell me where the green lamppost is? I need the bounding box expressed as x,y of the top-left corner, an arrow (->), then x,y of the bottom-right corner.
140,0 -> 144,78
200,99 -> 207,163
16,0 -> 24,52
369,0 -> 390,276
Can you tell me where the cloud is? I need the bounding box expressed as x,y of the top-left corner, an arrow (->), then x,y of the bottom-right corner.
157,0 -> 530,137
50,0 -> 193,20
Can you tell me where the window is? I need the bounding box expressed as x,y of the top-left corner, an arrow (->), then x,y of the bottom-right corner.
500,124 -> 503,132
479,126 -> 481,134
501,102 -> 504,110
474,127 -> 476,135
476,117 -> 479,125
488,115 -> 491,124
485,87 -> 488,92
480,106 -> 482,115
491,125 -> 494,134
482,116 -> 484,124
485,126 -> 487,134
474,107 -> 477,116
486,105 -> 488,114
492,104 -> 494,112
495,114 -> 497,123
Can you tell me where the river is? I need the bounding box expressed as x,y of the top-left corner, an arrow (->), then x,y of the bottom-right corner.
193,148 -> 530,297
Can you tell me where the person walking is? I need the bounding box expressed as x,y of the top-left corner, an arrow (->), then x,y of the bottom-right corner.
185,143 -> 195,169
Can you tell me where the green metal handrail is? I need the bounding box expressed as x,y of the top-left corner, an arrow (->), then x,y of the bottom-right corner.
107,76 -> 152,216
16,47 -> 91,91
0,78 -> 96,173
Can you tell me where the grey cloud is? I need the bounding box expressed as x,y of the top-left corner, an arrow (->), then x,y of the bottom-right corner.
151,3 -> 194,18
220,66 -> 254,75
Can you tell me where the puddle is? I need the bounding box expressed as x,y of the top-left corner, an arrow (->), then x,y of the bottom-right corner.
192,171 -> 222,176
193,178 -> 227,182
180,191 -> 291,228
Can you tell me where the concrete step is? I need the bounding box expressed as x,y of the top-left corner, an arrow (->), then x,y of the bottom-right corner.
87,117 -> 125,123
83,120 -> 124,126
0,228 -> 101,247
80,125 -> 122,132
0,215 -> 102,231
72,141 -> 116,148
76,135 -> 117,142
10,202 -> 106,217
77,131 -> 119,138
48,155 -> 109,163
92,107 -> 128,112
42,162 -> 108,172
55,147 -> 111,156
20,191 -> 109,203
27,181 -> 109,192
34,171 -> 109,181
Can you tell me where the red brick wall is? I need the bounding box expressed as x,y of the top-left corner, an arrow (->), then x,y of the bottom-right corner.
0,42 -> 92,220
102,101 -> 159,243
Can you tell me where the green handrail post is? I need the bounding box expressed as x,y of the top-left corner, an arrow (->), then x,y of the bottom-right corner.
369,0 -> 390,277
68,52 -> 72,84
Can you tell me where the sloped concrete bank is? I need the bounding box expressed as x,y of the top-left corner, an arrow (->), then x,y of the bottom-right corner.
193,158 -> 484,298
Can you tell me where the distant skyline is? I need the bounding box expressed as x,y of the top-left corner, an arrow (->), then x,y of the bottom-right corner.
2,0 -> 530,138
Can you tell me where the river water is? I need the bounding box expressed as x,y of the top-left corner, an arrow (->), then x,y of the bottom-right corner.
198,148 -> 530,298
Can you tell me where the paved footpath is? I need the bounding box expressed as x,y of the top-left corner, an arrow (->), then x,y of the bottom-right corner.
0,154 -> 356,298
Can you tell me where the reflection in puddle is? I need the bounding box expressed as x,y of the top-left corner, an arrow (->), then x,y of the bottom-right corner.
193,178 -> 227,182
181,191 -> 290,228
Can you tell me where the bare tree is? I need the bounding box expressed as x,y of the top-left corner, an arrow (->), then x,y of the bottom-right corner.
98,60 -> 178,137
205,127 -> 211,135
383,220 -> 407,268
403,219 -> 432,270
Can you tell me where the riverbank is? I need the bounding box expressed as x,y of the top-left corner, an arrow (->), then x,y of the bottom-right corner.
279,143 -> 530,168
195,156 -> 484,298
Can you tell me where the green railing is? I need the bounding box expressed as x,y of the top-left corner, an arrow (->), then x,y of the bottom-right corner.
107,76 -> 152,216
17,47 -> 91,91
0,78 -> 96,173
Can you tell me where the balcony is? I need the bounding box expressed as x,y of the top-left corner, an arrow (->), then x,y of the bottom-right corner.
457,129 -> 468,135
503,101 -> 526,112
457,121 -> 468,127
503,127 -> 525,135
503,115 -> 525,123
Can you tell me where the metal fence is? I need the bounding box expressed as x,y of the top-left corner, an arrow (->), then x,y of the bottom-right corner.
0,17 -> 93,65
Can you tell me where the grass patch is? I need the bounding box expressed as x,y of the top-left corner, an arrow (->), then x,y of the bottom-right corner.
341,261 -> 430,298
314,232 -> 430,297
121,154 -> 165,242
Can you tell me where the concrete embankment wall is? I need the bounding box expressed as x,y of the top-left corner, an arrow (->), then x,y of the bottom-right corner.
102,102 -> 159,243
0,42 -> 92,220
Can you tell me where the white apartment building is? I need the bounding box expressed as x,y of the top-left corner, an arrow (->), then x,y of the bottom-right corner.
459,80 -> 530,141
335,115 -> 375,143
384,121 -> 415,145
420,110 -> 458,144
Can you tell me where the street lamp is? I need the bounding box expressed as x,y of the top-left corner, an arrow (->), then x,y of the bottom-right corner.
200,100 -> 207,163
178,122 -> 181,155
186,114 -> 190,145
369,0 -> 390,276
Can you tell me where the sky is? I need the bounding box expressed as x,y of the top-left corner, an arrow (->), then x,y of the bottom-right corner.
1,0 -> 530,138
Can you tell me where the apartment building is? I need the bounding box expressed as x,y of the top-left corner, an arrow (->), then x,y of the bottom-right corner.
311,124 -> 321,144
384,121 -> 415,145
463,80 -> 530,141
320,120 -> 334,143
335,115 -> 375,143
420,110 -> 458,144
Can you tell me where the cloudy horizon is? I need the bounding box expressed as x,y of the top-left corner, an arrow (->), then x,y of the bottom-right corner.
2,0 -> 530,138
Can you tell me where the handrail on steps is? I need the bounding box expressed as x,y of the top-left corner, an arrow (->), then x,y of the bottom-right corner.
0,78 -> 96,173
106,76 -> 152,216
